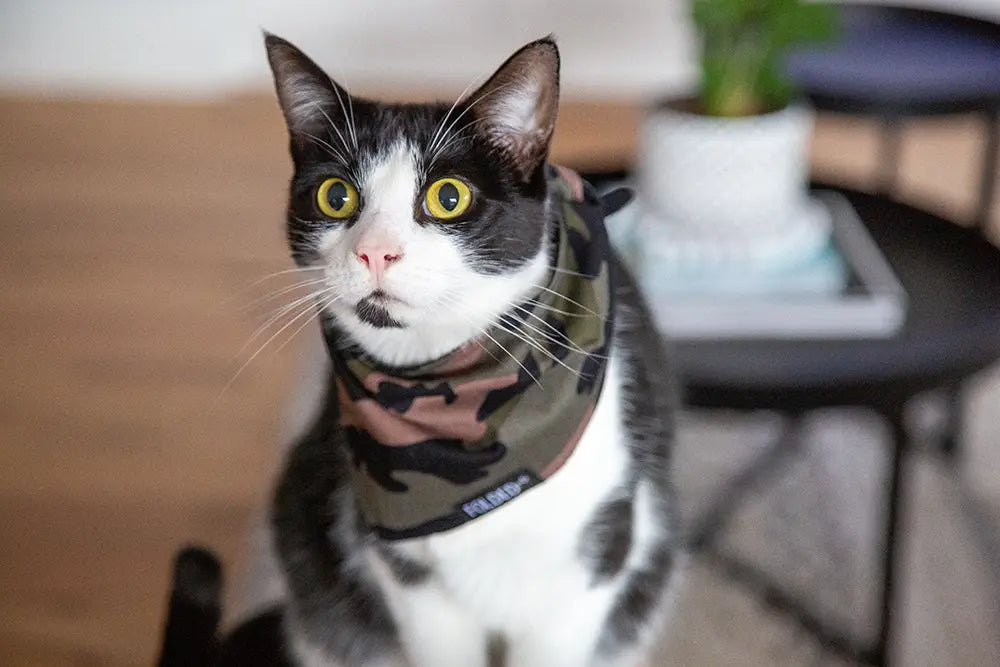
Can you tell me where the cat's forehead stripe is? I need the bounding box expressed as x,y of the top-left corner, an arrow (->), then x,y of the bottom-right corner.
359,142 -> 419,225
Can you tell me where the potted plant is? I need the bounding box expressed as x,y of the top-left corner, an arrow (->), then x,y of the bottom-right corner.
638,0 -> 837,267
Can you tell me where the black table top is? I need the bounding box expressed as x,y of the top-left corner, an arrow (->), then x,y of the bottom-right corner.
585,172 -> 1000,412
675,187 -> 1000,411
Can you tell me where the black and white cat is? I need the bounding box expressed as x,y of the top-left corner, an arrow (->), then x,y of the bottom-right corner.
264,34 -> 680,667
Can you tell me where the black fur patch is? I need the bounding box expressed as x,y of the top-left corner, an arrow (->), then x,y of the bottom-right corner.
596,544 -> 675,655
355,297 -> 403,328
579,491 -> 634,585
375,543 -> 432,586
487,633 -> 508,667
271,396 -> 405,666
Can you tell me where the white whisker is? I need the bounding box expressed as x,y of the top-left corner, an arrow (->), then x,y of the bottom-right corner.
529,285 -> 603,317
548,265 -> 594,279
476,327 -> 543,388
511,305 -> 605,359
309,102 -> 352,158
274,292 -> 341,354
239,277 -> 329,313
426,76 -> 482,161
301,130 -> 347,164
521,297 -> 596,319
488,317 -> 585,380
235,287 -> 336,360
426,81 -> 520,167
222,292 -> 340,396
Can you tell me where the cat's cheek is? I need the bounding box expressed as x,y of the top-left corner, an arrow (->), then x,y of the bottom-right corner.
386,232 -> 470,305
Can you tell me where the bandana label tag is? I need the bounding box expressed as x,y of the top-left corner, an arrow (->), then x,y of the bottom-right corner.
459,470 -> 542,519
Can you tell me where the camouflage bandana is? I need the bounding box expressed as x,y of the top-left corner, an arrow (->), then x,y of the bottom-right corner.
327,166 -> 616,540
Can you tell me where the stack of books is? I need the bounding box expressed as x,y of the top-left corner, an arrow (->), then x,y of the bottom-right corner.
604,190 -> 907,339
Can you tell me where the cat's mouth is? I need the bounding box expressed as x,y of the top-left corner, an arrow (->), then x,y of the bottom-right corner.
355,290 -> 405,329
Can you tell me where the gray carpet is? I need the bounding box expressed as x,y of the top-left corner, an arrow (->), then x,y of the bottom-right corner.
237,334 -> 1000,666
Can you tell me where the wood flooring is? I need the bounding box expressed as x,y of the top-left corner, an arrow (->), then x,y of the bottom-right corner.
0,94 -> 995,666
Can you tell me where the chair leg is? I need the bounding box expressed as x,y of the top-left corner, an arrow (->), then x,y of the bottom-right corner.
974,107 -> 999,232
940,384 -> 965,461
877,116 -> 904,197
874,411 -> 910,667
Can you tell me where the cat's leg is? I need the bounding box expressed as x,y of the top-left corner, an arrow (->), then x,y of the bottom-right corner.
288,627 -> 409,667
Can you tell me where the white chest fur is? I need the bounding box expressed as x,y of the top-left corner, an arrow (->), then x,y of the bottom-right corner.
367,355 -> 635,667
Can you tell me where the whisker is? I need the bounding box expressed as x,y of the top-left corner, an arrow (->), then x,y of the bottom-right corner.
426,75 -> 483,161
548,265 -> 594,279
222,291 -> 339,396
326,85 -> 357,152
425,117 -> 490,173
274,293 -> 341,354
309,102 -> 352,158
426,81 -> 519,166
511,305 -> 606,359
301,130 -> 347,164
235,287 -> 336,360
520,297 -> 596,319
239,277 -> 329,313
343,81 -> 358,151
488,317 -> 585,380
476,327 -> 543,388
235,266 -> 325,290
529,285 -> 603,318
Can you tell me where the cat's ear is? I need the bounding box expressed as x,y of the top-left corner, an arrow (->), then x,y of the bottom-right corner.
470,37 -> 560,181
264,33 -> 350,138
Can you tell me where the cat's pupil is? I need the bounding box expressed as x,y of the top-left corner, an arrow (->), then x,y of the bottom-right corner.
438,183 -> 460,212
327,181 -> 349,210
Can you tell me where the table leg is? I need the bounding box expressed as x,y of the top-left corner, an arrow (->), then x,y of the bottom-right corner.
941,384 -> 965,461
875,411 -> 909,667
877,115 -> 903,197
974,106 -> 998,232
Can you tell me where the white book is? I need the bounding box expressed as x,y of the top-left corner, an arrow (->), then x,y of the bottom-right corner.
605,190 -> 908,340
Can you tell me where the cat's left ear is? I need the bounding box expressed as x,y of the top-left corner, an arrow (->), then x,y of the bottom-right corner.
470,37 -> 560,181
263,33 -> 352,140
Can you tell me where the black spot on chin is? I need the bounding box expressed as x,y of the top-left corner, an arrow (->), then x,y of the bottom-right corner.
355,298 -> 404,328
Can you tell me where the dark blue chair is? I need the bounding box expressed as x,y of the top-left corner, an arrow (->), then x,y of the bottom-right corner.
788,5 -> 1000,228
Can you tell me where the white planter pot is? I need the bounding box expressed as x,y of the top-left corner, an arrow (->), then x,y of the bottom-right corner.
638,102 -> 815,233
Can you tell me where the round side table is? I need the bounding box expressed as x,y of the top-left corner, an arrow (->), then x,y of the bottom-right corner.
587,171 -> 1000,666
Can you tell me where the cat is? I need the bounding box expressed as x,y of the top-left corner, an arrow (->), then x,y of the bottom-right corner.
263,33 -> 680,667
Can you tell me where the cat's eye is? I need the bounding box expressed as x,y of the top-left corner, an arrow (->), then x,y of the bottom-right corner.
316,177 -> 359,219
424,178 -> 472,221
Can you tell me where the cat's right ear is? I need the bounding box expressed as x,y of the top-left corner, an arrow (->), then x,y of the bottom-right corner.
264,33 -> 349,139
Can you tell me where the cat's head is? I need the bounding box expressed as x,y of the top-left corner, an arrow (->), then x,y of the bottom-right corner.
265,34 -> 560,368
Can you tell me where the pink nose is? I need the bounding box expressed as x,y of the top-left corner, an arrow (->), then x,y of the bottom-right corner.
354,245 -> 403,281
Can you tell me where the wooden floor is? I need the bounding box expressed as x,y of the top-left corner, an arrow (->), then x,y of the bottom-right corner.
0,95 -> 995,666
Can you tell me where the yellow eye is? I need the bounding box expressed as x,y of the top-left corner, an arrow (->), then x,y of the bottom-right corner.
317,178 -> 359,219
424,178 -> 472,220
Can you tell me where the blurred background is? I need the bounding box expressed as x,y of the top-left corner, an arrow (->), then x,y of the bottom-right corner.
2,1 -> 999,666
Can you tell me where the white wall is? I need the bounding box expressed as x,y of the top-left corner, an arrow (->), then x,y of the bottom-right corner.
0,0 -> 697,100
1,0 -> 997,101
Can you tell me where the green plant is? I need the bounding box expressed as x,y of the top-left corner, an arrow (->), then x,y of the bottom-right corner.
692,0 -> 837,117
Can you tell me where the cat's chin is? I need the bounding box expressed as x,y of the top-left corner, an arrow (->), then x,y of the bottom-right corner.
336,314 -> 485,369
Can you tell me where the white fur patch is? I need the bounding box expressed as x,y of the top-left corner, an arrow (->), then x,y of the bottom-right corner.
369,354 -> 667,667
